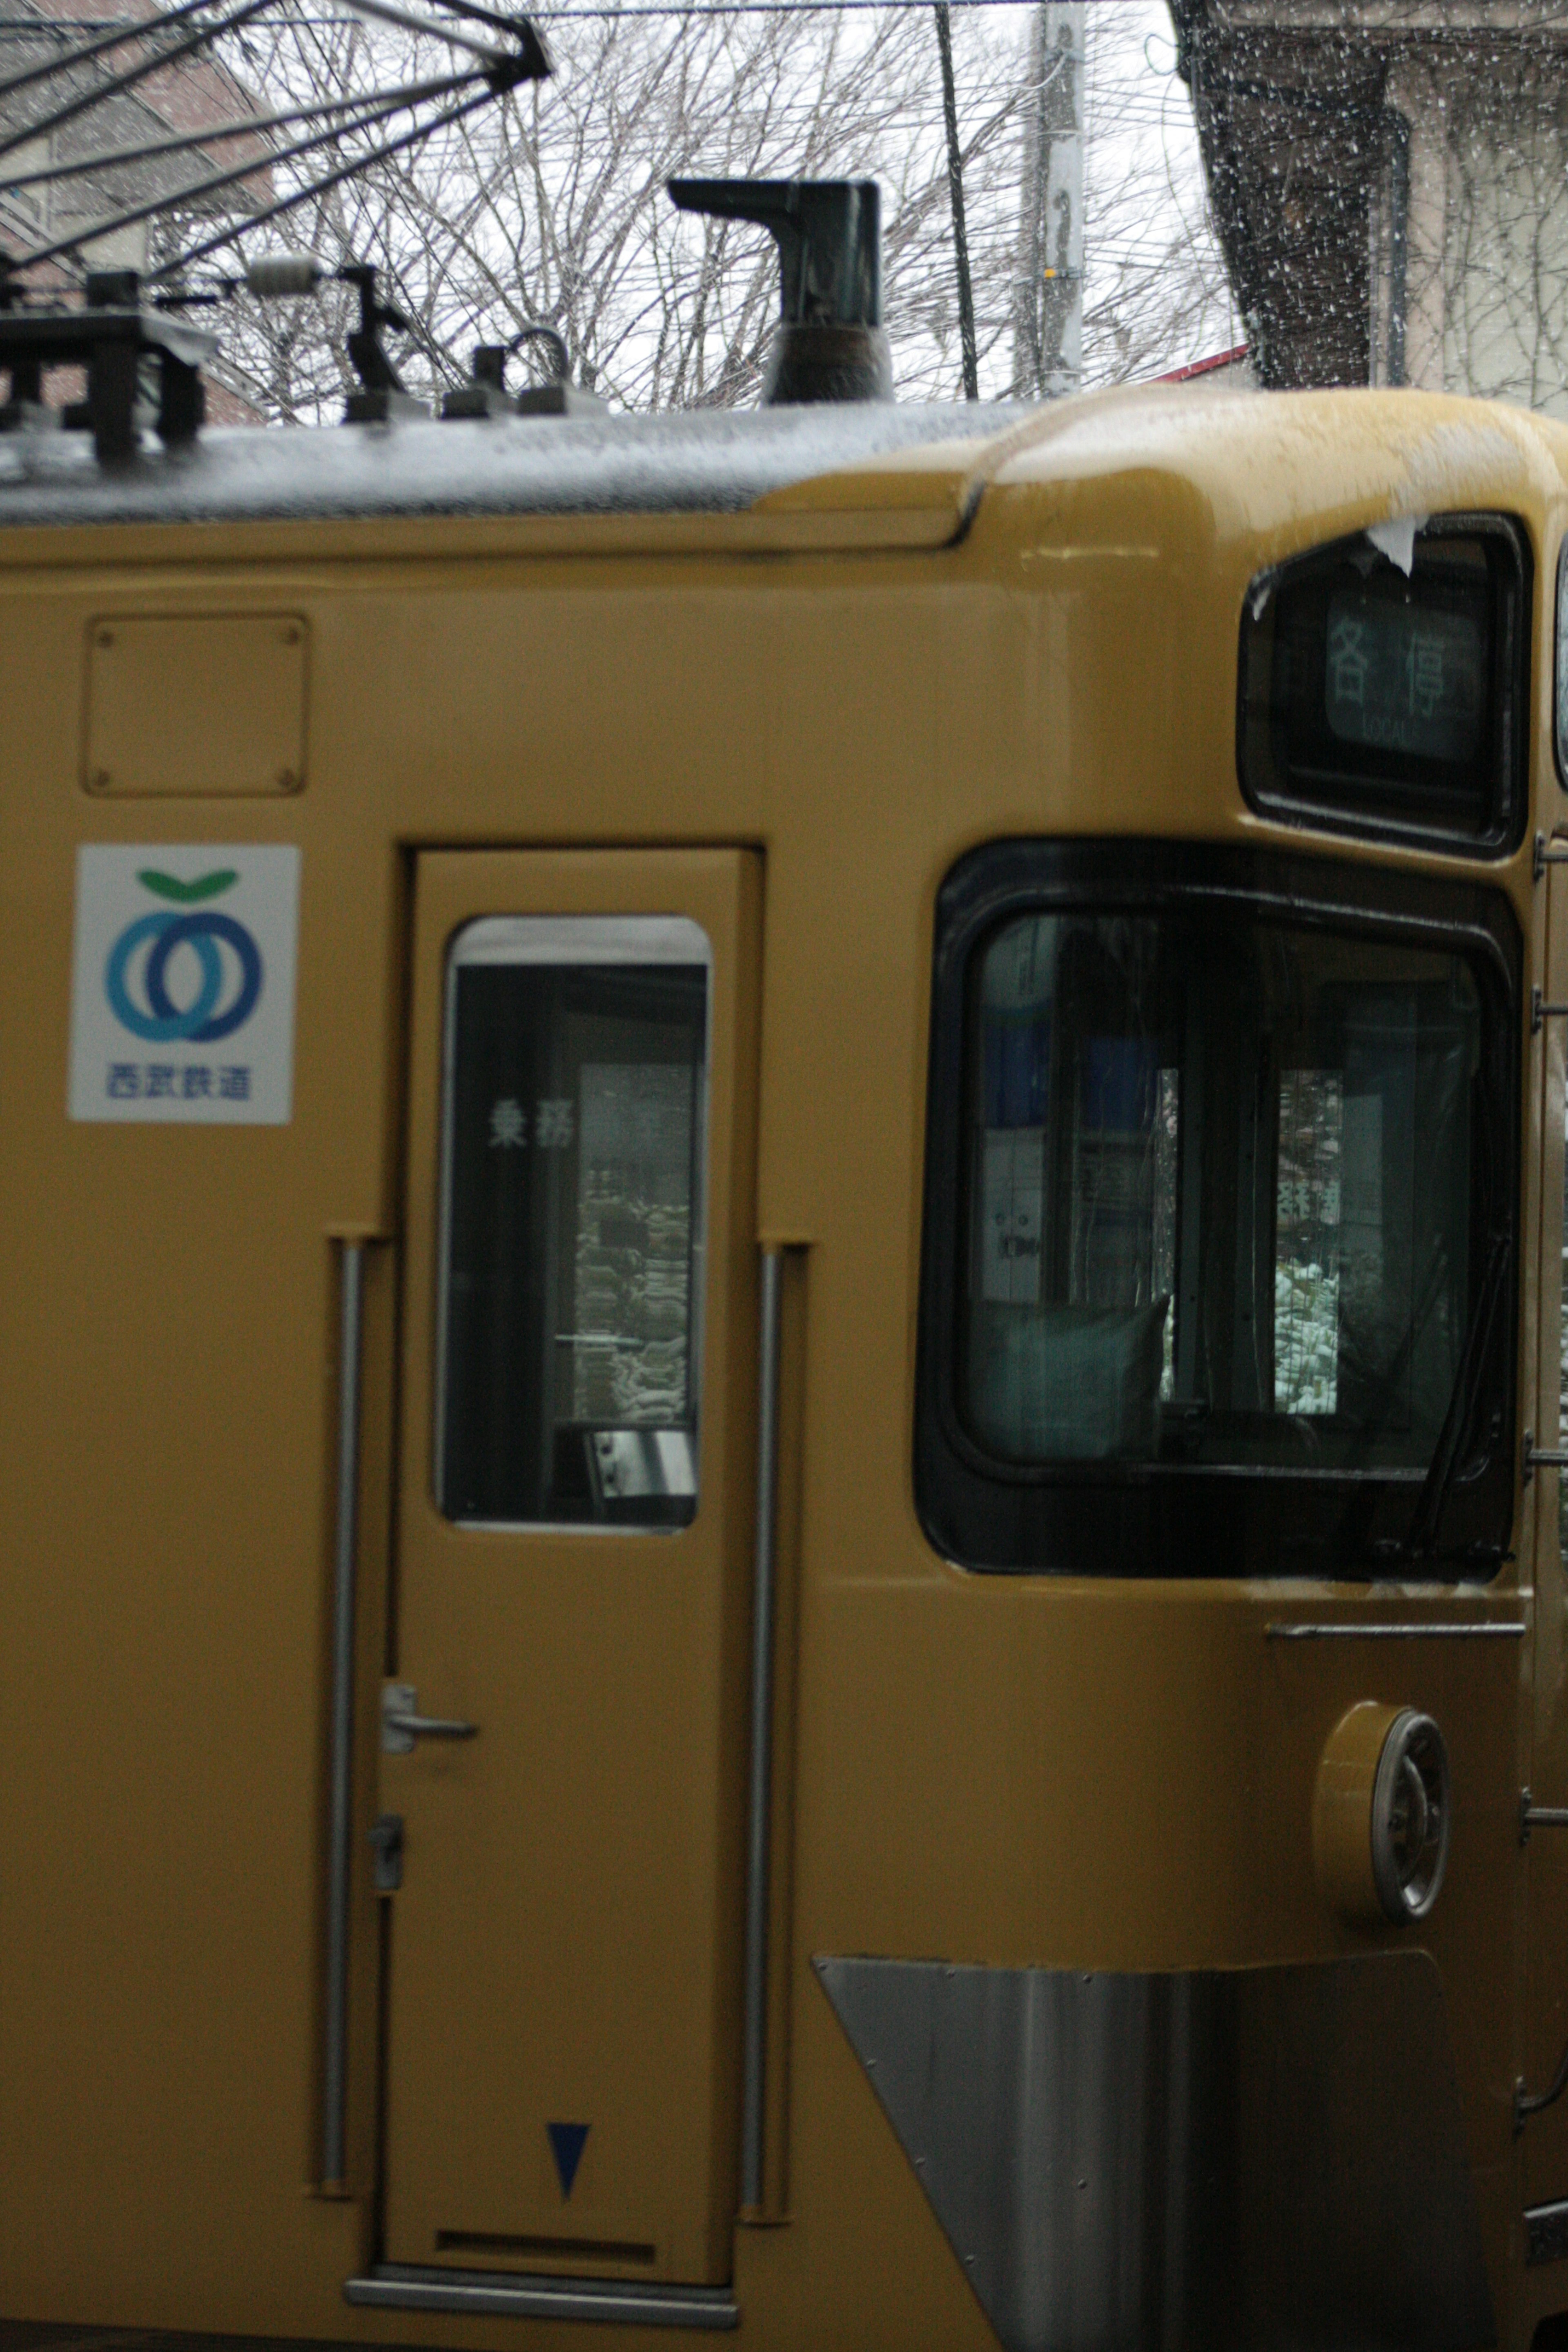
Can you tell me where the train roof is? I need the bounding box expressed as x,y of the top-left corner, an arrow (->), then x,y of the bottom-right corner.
0,398 -> 1030,531
1,382 -> 1564,547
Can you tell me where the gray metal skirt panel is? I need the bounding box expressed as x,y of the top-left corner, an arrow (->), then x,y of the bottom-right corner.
815,1952 -> 1494,2352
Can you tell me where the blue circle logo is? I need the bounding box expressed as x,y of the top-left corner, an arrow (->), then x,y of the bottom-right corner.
105,871 -> 263,1044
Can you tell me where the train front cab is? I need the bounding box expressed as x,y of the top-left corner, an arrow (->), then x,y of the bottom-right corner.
6,385 -> 1568,2352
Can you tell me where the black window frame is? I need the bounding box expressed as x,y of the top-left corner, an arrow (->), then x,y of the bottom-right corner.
914,839 -> 1521,1582
1237,512 -> 1531,859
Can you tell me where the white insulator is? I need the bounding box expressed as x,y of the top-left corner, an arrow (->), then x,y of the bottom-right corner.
245,254 -> 326,299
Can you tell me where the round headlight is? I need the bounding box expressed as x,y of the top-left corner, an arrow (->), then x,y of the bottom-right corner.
1313,1701 -> 1452,1927
1370,1710 -> 1450,1923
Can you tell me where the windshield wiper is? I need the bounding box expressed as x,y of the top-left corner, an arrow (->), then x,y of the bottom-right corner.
1396,1226 -> 1509,1562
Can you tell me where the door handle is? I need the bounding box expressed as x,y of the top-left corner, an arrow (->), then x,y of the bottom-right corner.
382,1681 -> 479,1755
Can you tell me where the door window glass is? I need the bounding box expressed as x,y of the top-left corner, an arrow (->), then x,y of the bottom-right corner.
437,915 -> 710,1528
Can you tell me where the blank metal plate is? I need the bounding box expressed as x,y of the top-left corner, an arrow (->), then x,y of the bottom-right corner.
84,612 -> 308,796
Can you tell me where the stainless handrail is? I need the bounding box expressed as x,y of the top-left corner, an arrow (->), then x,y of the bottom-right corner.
740,1247 -> 784,2213
1524,1425 -> 1568,1479
1521,1788 -> 1568,1841
1267,1621 -> 1526,1641
321,1238 -> 365,2189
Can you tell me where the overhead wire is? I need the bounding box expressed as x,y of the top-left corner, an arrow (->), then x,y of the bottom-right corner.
0,0 -> 238,106
19,71 -> 481,265
0,0 -> 278,173
0,0 -> 545,276
0,0 -> 1193,20
0,63 -> 479,190
157,69 -> 497,269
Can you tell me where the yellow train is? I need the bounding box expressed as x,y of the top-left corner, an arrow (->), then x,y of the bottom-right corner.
4,244 -> 1568,2352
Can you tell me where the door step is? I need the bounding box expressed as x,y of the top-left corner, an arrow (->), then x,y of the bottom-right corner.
344,2263 -> 738,2329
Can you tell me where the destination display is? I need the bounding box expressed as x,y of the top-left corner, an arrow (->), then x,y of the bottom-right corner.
1323,591 -> 1485,764
1237,517 -> 1526,855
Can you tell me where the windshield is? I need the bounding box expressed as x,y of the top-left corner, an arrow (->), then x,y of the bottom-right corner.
964,911 -> 1482,1473
918,850 -> 1518,1579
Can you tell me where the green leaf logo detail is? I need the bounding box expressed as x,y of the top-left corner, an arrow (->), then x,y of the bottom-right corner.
138,868 -> 238,905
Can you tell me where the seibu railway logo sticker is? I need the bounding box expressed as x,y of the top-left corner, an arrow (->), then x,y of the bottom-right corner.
68,845 -> 301,1124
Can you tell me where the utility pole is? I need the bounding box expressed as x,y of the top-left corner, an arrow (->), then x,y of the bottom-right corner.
1014,0 -> 1083,399
933,0 -> 978,402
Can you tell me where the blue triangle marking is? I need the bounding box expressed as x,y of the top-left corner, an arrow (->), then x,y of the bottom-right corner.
547,2120 -> 590,2199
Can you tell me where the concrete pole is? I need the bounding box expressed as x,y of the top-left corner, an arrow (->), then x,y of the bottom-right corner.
1015,0 -> 1083,397
1383,56 -> 1446,390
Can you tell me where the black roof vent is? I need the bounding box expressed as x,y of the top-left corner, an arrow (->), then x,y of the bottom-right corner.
668,178 -> 892,406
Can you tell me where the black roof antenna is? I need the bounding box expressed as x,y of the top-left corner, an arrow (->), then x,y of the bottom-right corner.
667,178 -> 892,405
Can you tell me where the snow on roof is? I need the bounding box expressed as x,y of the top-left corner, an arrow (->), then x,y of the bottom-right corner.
0,400 -> 1027,530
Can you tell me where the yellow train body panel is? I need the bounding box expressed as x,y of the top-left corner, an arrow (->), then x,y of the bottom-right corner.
0,381 -> 1563,2352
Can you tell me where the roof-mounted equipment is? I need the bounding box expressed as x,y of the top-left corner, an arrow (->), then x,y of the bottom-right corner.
0,265 -> 214,464
441,325 -> 606,419
245,254 -> 428,421
0,0 -> 549,457
667,178 -> 891,405
341,262 -> 425,423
